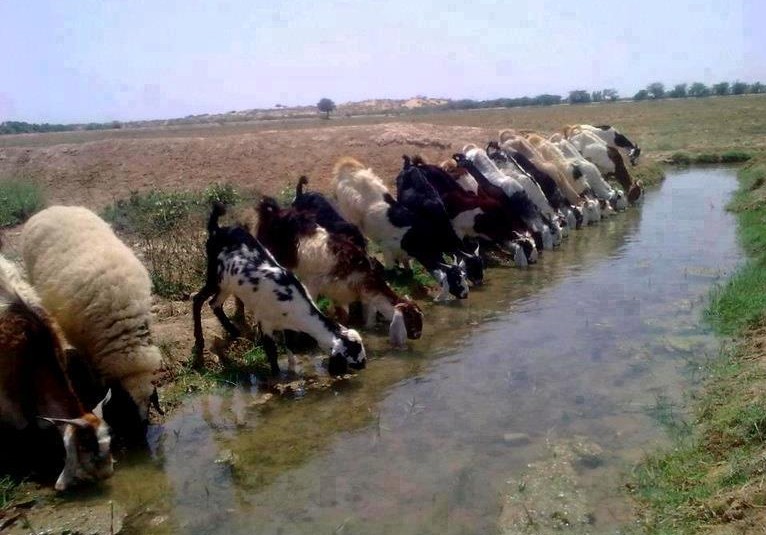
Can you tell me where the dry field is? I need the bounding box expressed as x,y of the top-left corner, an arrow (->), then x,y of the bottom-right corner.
0,95 -> 763,210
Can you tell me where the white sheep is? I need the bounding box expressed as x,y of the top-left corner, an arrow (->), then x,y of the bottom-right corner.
21,206 -> 162,434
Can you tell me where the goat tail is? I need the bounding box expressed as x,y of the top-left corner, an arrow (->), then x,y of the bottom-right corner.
208,201 -> 227,234
296,175 -> 309,198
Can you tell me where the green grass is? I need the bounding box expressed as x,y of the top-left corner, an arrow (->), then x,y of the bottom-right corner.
668,150 -> 753,167
706,160 -> 766,334
0,177 -> 45,227
102,183 -> 255,299
0,476 -> 19,509
633,157 -> 766,533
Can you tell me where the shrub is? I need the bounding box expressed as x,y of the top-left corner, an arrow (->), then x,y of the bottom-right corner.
669,152 -> 692,165
720,150 -> 752,163
0,178 -> 45,227
695,153 -> 721,164
102,183 -> 250,299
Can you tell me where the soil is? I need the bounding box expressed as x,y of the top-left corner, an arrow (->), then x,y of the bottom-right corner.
0,123 -> 492,211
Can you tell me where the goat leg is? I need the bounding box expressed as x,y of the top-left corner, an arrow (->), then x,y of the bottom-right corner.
262,334 -> 281,377
192,286 -> 215,367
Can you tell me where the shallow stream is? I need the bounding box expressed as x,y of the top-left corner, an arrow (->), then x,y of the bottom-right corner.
77,168 -> 743,534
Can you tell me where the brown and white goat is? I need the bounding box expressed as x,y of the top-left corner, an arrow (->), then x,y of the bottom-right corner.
0,255 -> 113,491
254,197 -> 423,347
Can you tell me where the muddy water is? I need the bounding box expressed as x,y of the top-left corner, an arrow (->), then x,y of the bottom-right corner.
102,168 -> 740,534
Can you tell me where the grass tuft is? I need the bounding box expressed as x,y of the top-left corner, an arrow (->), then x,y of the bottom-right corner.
0,177 -> 45,227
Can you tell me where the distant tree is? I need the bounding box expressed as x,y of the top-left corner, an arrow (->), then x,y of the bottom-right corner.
688,82 -> 711,98
668,83 -> 687,98
568,90 -> 591,104
731,81 -> 749,95
713,82 -> 730,96
750,82 -> 765,94
591,90 -> 603,103
633,89 -> 650,101
534,94 -> 562,106
647,82 -> 665,99
603,88 -> 619,101
317,98 -> 336,118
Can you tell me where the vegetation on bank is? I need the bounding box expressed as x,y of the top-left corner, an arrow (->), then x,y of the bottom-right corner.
668,150 -> 753,166
634,158 -> 766,533
0,177 -> 45,227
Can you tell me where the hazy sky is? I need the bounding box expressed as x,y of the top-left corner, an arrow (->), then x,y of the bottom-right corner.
1,0 -> 764,123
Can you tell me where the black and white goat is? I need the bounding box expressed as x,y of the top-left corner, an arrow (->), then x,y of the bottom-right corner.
192,203 -> 367,376
397,156 -> 484,285
409,156 -> 534,266
292,176 -> 367,250
333,157 -> 469,301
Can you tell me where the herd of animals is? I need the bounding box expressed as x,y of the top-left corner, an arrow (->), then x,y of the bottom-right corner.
0,124 -> 642,493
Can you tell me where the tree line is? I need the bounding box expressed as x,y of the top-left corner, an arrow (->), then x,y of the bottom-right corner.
632,81 -> 764,100
0,120 -> 123,135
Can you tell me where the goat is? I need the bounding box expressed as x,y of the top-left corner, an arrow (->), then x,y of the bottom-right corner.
548,134 -> 626,213
333,157 -> 469,300
451,153 -> 539,267
564,124 -> 641,165
460,146 -> 554,252
398,156 -> 484,285
292,176 -> 367,250
192,203 -> 367,376
522,134 -> 602,224
484,142 -> 565,245
256,196 -> 423,347
414,156 -> 541,260
0,255 -> 113,491
564,128 -> 643,204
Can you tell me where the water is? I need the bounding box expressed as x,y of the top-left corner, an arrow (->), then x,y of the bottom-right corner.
103,168 -> 742,534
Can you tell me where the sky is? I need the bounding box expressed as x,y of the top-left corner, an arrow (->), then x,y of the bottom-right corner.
1,0 -> 764,123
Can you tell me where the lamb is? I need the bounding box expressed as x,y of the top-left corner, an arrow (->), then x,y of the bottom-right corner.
333,157 -> 469,300
192,203 -> 367,376
1,254 -> 113,491
21,206 -> 163,438
255,196 -> 423,347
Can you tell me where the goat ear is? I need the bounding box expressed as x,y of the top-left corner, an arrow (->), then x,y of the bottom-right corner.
92,388 -> 112,419
39,416 -> 91,429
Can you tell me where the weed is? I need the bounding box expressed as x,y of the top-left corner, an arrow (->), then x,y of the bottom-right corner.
0,475 -> 18,509
0,177 -> 45,227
